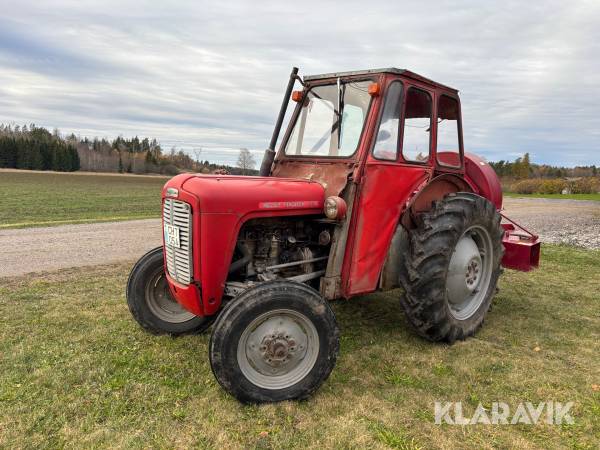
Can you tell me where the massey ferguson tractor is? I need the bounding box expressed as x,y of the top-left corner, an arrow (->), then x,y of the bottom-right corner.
126,67 -> 540,403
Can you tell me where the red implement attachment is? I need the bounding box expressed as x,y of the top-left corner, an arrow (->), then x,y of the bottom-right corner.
500,213 -> 540,272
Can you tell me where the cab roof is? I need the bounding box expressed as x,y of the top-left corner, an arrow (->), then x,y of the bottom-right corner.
303,68 -> 458,93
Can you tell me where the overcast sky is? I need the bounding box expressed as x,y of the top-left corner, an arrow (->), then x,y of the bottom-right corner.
0,0 -> 598,166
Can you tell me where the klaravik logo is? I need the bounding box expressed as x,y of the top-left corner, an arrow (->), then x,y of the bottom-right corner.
434,401 -> 574,425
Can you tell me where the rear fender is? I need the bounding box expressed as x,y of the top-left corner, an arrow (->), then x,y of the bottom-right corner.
382,174 -> 472,291
401,174 -> 473,229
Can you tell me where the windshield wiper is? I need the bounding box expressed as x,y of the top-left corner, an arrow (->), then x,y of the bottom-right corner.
336,78 -> 345,150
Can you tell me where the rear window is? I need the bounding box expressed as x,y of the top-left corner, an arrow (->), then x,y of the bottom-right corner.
402,88 -> 432,163
436,95 -> 462,168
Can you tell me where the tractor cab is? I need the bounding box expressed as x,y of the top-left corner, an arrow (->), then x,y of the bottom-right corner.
271,68 -> 466,198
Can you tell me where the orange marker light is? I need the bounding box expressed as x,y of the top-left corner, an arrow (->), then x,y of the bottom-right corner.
292,90 -> 304,102
368,82 -> 381,96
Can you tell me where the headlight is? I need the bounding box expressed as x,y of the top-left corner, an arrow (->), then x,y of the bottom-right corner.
324,196 -> 347,220
165,187 -> 179,198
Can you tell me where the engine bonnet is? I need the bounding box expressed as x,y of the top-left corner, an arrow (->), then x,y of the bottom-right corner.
180,174 -> 326,215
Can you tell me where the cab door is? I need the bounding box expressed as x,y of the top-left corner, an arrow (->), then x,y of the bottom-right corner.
343,80 -> 435,296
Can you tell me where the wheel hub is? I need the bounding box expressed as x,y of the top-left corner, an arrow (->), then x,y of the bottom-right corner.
446,226 -> 493,320
238,309 -> 318,389
465,258 -> 481,287
260,332 -> 297,366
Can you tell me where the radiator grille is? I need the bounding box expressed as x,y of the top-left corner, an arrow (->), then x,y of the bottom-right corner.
163,199 -> 193,284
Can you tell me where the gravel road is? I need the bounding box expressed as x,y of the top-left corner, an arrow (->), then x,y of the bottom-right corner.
0,219 -> 162,278
501,197 -> 600,250
1,198 -> 598,278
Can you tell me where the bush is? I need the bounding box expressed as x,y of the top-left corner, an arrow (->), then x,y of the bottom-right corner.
161,164 -> 180,175
512,179 -> 543,194
538,179 -> 566,194
569,178 -> 595,194
511,177 -> 599,195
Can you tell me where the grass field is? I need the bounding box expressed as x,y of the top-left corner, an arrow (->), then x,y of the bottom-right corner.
0,245 -> 598,449
2,170 -> 598,230
0,170 -> 166,228
504,192 -> 600,201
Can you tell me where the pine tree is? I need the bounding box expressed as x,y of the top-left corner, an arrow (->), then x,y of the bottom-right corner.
70,146 -> 80,171
522,153 -> 531,178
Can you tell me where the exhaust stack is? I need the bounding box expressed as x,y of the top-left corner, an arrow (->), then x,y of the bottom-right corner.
259,66 -> 299,176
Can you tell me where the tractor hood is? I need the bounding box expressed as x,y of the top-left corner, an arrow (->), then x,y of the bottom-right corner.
166,174 -> 326,216
161,174 -> 326,317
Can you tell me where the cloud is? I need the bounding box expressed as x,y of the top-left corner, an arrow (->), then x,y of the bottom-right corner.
0,0 -> 598,166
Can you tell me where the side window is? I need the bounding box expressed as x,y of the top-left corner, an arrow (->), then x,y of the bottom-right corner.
437,95 -> 461,167
373,81 -> 403,160
402,88 -> 431,162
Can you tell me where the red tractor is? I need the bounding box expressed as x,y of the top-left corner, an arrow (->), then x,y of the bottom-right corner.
127,67 -> 540,403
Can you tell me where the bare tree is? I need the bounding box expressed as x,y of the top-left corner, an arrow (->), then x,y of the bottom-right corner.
193,147 -> 203,162
236,148 -> 256,175
193,147 -> 203,171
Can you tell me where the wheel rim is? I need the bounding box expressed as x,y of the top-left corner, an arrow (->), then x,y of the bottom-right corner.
446,225 -> 493,320
237,309 -> 320,390
145,269 -> 196,323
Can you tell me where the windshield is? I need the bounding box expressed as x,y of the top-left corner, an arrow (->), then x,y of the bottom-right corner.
284,80 -> 372,157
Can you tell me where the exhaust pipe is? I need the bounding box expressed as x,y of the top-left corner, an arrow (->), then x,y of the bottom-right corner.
259,66 -> 299,176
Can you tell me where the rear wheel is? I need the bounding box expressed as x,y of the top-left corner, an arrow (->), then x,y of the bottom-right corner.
399,193 -> 504,343
126,247 -> 213,335
209,281 -> 339,403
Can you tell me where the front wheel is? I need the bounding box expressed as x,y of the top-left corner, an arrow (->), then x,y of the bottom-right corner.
126,247 -> 213,335
209,281 -> 339,403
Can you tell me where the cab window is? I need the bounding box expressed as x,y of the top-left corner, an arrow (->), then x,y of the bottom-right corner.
372,81 -> 403,161
402,88 -> 432,163
436,95 -> 462,168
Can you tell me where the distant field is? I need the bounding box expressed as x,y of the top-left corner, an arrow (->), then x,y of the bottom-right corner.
504,192 -> 600,201
0,170 -> 167,228
0,245 -> 598,448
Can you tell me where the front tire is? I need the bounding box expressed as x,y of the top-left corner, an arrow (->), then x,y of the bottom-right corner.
399,193 -> 504,343
126,247 -> 213,335
209,281 -> 339,403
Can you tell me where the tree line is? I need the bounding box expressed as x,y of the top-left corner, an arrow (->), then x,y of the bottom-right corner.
489,153 -> 598,180
0,124 -> 80,171
0,124 -> 255,175
6,123 -> 590,181
489,153 -> 599,194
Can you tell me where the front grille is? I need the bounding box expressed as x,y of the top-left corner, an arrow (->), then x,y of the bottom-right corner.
163,199 -> 193,284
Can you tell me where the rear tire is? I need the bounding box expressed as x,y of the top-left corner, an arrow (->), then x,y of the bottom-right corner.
399,193 -> 504,343
126,247 -> 213,335
209,281 -> 339,403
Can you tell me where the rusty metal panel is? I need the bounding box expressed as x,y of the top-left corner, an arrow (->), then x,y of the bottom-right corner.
272,160 -> 354,197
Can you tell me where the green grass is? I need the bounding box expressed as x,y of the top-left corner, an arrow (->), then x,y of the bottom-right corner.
1,245 -> 599,449
0,170 -> 167,228
504,191 -> 600,201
